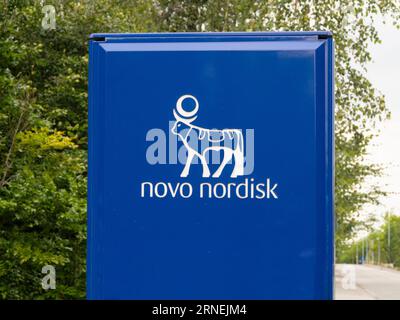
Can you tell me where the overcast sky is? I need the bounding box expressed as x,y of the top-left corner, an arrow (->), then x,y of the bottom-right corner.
362,17 -> 400,229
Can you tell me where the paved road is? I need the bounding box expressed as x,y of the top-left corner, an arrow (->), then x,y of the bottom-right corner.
335,264 -> 400,300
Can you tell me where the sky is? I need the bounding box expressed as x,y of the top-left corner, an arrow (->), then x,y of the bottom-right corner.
361,17 -> 400,230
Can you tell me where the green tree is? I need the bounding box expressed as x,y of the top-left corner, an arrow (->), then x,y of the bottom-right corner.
0,128 -> 86,299
381,213 -> 400,266
0,0 -> 156,299
338,213 -> 400,268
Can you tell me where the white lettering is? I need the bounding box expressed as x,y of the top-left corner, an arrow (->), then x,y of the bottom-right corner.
142,179 -> 279,200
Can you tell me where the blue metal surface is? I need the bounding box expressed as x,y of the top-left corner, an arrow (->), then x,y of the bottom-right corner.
88,32 -> 334,300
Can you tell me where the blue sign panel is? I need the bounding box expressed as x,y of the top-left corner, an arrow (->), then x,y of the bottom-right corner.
88,32 -> 334,300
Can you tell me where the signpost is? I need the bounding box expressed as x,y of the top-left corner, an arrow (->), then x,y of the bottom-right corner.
88,32 -> 334,299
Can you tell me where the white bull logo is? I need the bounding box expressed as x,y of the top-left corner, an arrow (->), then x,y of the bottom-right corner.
171,95 -> 245,178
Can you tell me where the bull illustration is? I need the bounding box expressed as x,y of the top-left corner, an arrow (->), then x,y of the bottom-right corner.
171,95 -> 244,178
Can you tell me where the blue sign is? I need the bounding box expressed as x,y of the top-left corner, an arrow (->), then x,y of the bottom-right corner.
88,32 -> 334,299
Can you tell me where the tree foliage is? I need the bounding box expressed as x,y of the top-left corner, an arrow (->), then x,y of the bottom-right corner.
0,0 -> 156,299
0,0 -> 399,299
339,214 -> 400,268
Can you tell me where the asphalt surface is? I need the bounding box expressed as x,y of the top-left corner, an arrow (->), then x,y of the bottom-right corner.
335,264 -> 400,300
